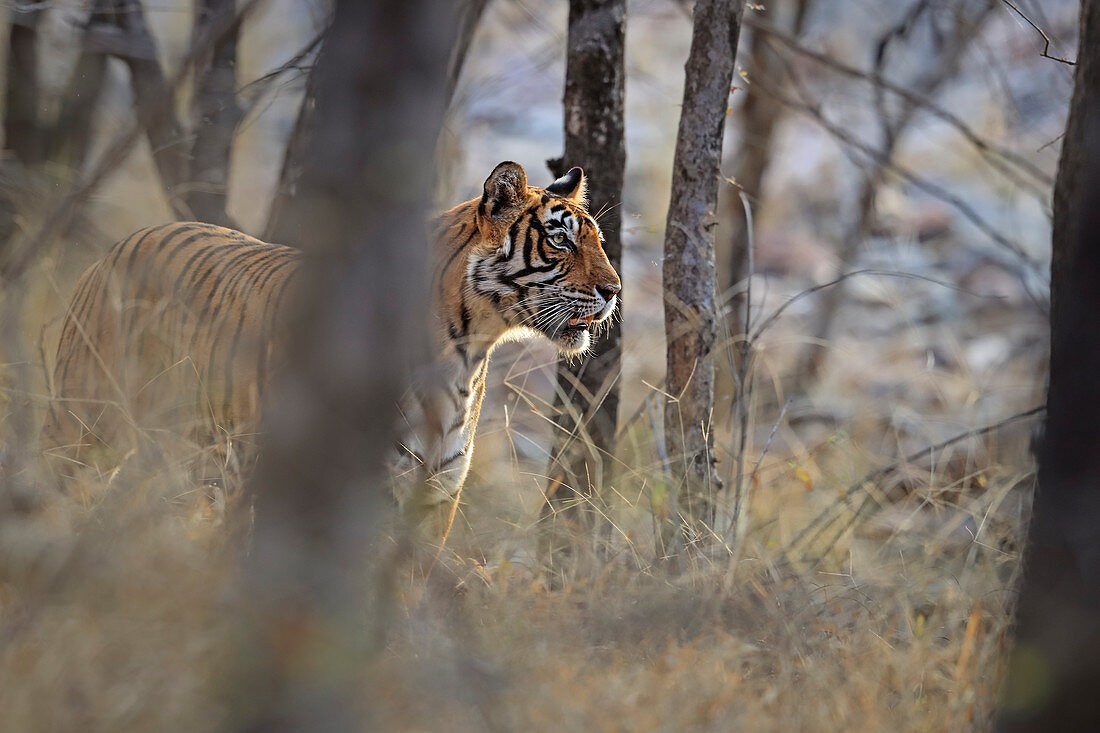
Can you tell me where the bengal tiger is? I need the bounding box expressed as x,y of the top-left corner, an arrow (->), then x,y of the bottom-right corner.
41,161 -> 621,522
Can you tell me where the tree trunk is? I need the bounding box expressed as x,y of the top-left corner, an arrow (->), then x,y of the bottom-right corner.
45,51 -> 108,172
184,0 -> 243,226
4,5 -> 45,167
662,0 -> 746,551
999,2 -> 1100,729
445,0 -> 490,109
235,1 -> 453,728
539,0 -> 626,574
44,0 -> 115,172
107,0 -> 189,218
267,0 -> 488,244
262,68 -> 316,244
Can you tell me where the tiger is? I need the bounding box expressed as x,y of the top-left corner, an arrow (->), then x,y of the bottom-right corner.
41,160 -> 621,523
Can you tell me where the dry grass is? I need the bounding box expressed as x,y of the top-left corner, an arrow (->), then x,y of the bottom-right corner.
0,321 -> 1037,731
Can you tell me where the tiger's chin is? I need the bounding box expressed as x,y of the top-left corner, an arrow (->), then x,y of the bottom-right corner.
552,325 -> 592,355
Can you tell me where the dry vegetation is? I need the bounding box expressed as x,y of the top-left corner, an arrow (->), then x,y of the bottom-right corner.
0,0 -> 1071,730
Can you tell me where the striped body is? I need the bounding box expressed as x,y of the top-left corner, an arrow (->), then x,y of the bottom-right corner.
43,161 -> 620,523
42,222 -> 299,481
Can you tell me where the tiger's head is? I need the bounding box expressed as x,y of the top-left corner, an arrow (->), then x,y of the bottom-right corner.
467,161 -> 621,355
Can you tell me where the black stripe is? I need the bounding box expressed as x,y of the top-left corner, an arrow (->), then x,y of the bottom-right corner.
56,266 -> 103,389
219,250 -> 295,415
120,223 -> 182,280
441,227 -> 478,278
175,242 -> 227,296
198,249 -> 276,386
499,219 -> 520,262
128,225 -> 211,358
186,246 -> 259,354
254,257 -> 299,394
459,297 -> 471,336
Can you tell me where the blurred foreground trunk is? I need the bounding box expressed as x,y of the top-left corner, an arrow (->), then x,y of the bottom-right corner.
0,4 -> 45,504
662,0 -> 746,552
235,1 -> 453,729
541,0 -> 626,578
269,0 -> 487,244
999,3 -> 1100,729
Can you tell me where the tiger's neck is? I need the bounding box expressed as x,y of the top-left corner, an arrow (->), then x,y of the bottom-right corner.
432,199 -> 512,366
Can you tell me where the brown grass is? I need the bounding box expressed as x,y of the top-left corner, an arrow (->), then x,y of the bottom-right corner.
0,333 -> 1036,731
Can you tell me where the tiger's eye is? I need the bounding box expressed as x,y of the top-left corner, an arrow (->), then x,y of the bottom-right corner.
550,233 -> 567,246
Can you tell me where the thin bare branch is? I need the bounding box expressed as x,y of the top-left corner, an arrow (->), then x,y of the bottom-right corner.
999,0 -> 1075,66
760,72 -> 1045,275
746,15 -> 1056,189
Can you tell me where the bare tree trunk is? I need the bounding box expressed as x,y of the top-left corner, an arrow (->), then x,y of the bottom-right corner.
235,1 -> 453,728
44,0 -> 114,172
262,69 -> 316,244
999,3 -> 1100,729
4,5 -> 45,167
538,0 -> 626,575
107,0 -> 189,218
184,0 -> 243,226
45,52 -> 107,172
662,0 -> 746,550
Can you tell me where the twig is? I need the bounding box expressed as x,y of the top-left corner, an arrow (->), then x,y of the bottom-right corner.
729,190 -> 756,543
999,0 -> 1075,66
750,268 -> 1003,344
791,405 -> 1045,557
1038,131 -> 1066,154
235,27 -> 326,103
749,397 -> 791,490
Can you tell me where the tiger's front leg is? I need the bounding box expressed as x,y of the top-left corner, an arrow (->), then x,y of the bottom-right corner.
390,356 -> 487,542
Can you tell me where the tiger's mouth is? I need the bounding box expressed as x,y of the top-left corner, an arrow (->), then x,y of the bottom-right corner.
561,314 -> 597,333
549,310 -> 605,355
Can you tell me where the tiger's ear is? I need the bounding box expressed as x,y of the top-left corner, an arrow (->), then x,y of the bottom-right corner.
480,161 -> 529,222
546,167 -> 587,207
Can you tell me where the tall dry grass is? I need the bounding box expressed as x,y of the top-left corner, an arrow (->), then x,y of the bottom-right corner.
0,248 -> 1041,731
0,399 -> 1034,732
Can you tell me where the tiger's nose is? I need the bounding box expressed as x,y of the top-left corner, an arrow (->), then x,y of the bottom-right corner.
596,283 -> 621,302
